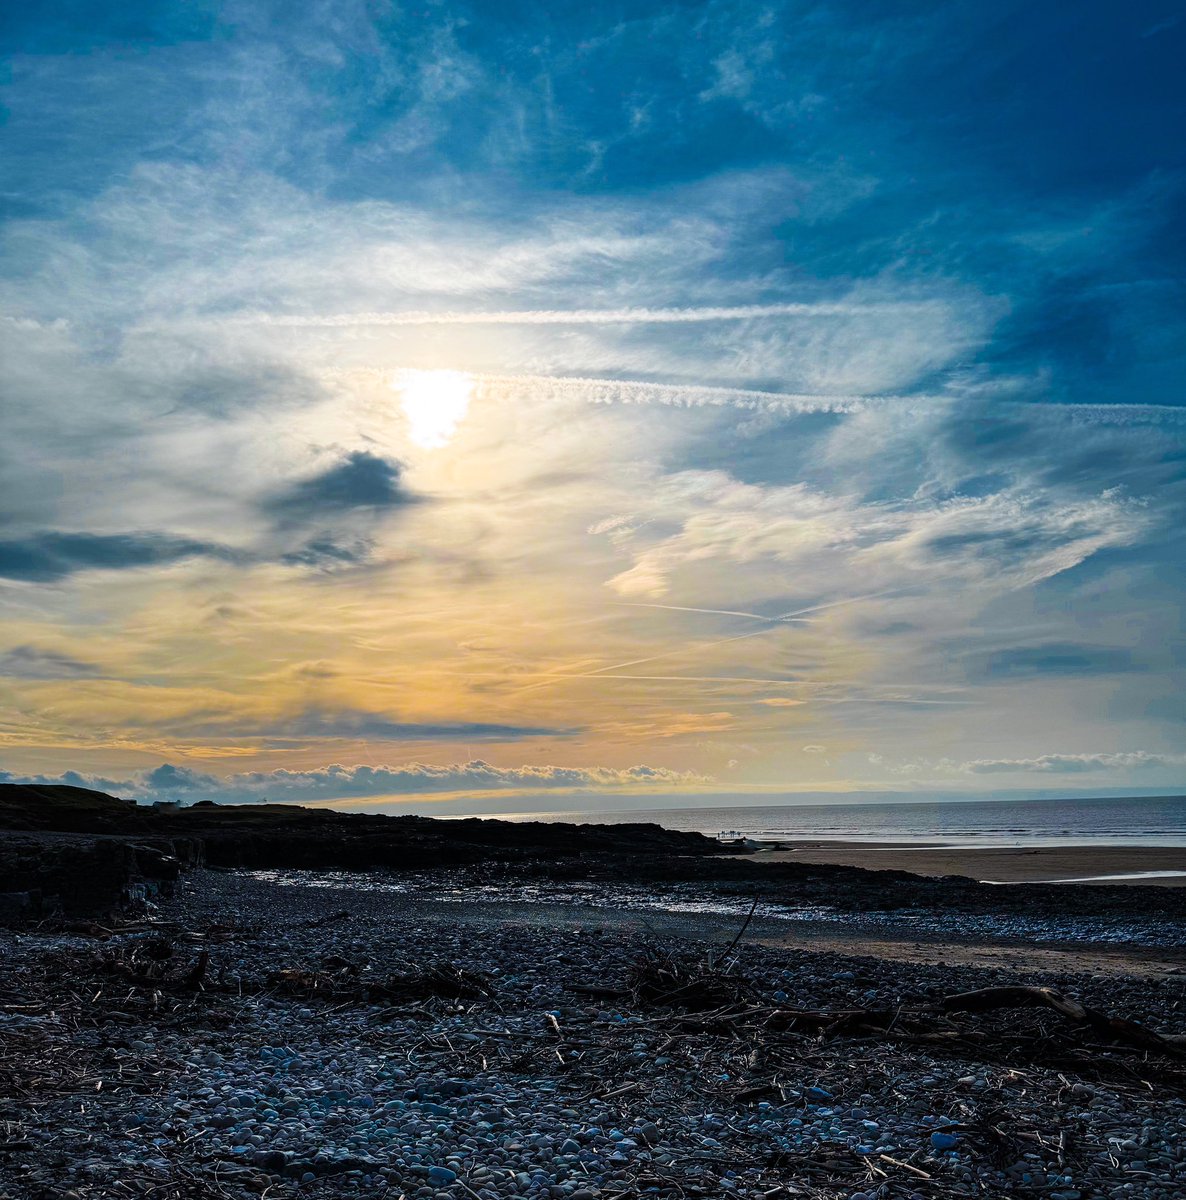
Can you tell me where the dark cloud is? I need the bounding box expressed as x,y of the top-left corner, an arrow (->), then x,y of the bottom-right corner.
142,763 -> 210,791
266,452 -> 414,524
280,536 -> 375,572
158,707 -> 583,743
923,528 -> 1048,562
980,642 -> 1137,679
0,531 -> 239,582
281,709 -> 581,742
0,644 -> 101,679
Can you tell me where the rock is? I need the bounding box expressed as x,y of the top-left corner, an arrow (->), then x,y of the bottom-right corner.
930,1131 -> 959,1151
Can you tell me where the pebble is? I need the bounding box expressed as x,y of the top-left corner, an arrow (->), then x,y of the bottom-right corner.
4,867 -> 1185,1200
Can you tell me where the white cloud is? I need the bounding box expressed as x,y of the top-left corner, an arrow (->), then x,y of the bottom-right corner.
963,751 -> 1186,774
0,759 -> 710,804
869,751 -> 1186,776
594,467 -> 1150,600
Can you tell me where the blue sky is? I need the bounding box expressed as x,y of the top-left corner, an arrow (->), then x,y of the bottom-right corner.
1,1 -> 1183,809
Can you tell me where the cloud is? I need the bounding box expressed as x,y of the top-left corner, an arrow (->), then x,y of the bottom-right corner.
0,531 -> 239,582
265,451 -> 413,523
0,1 -> 1181,798
141,763 -> 210,791
0,645 -> 101,679
157,707 -> 581,744
963,751 -> 1186,774
977,642 -> 1137,679
595,466 -> 1153,601
871,750 -> 1186,776
277,710 -> 581,743
0,759 -> 708,804
280,536 -> 376,572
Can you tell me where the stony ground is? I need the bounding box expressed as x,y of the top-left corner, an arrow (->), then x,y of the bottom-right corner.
2,868 -> 1185,1200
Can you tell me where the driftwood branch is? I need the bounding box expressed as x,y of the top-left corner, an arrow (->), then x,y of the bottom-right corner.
940,985 -> 1186,1056
759,986 -> 1186,1058
611,963 -> 1185,1062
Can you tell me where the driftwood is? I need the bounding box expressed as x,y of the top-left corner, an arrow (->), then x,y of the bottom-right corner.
267,962 -> 494,1004
97,945 -> 209,991
940,985 -> 1186,1056
756,986 -> 1186,1059
599,965 -> 1185,1064
627,953 -> 753,1010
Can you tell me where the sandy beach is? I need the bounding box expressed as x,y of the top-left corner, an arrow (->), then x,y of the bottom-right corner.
747,842 -> 1186,885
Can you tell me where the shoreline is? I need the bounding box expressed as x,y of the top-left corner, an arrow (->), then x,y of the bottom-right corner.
744,841 -> 1186,885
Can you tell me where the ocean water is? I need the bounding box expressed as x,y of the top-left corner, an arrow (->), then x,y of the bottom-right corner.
483,794 -> 1186,847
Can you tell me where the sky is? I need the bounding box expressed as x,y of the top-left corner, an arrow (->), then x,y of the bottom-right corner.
1,1 -> 1184,812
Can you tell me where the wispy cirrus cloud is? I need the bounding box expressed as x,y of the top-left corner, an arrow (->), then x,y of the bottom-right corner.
0,645 -> 102,680
594,470 -> 1152,600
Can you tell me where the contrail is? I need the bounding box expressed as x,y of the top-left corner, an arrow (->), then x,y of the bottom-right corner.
474,373 -> 887,414
814,696 -> 978,706
612,592 -> 895,628
614,602 -> 800,622
1035,402 -> 1186,425
312,367 -> 906,415
515,591 -> 896,694
310,365 -> 1186,426
219,301 -> 933,328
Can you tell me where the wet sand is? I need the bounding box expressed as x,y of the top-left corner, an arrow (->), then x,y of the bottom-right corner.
746,841 -> 1186,885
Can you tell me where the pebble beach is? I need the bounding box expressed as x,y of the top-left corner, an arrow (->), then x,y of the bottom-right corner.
3,867 -> 1185,1200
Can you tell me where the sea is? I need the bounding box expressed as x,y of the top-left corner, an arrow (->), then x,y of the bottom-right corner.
477,793 -> 1186,848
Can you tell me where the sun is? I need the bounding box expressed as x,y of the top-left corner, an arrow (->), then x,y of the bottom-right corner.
393,368 -> 473,449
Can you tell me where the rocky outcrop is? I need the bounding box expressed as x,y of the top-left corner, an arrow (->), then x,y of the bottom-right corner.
0,832 -> 199,919
0,784 -> 733,920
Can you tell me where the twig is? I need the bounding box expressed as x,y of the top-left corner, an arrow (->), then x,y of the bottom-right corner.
711,895 -> 761,968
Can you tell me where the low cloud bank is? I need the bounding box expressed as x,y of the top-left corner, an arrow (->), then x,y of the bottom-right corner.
871,750 -> 1186,776
0,760 -> 707,805
962,751 -> 1186,774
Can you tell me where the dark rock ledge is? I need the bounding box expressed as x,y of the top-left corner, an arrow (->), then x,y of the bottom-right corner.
0,783 -> 729,919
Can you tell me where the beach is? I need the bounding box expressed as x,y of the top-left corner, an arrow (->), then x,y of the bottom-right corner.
746,843 -> 1186,886
5,787 -> 1186,1199
3,867 -> 1185,1200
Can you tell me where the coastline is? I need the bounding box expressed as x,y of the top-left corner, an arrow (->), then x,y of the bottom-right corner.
745,841 -> 1186,885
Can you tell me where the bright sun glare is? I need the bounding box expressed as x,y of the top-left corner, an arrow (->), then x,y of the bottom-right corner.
394,369 -> 473,449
